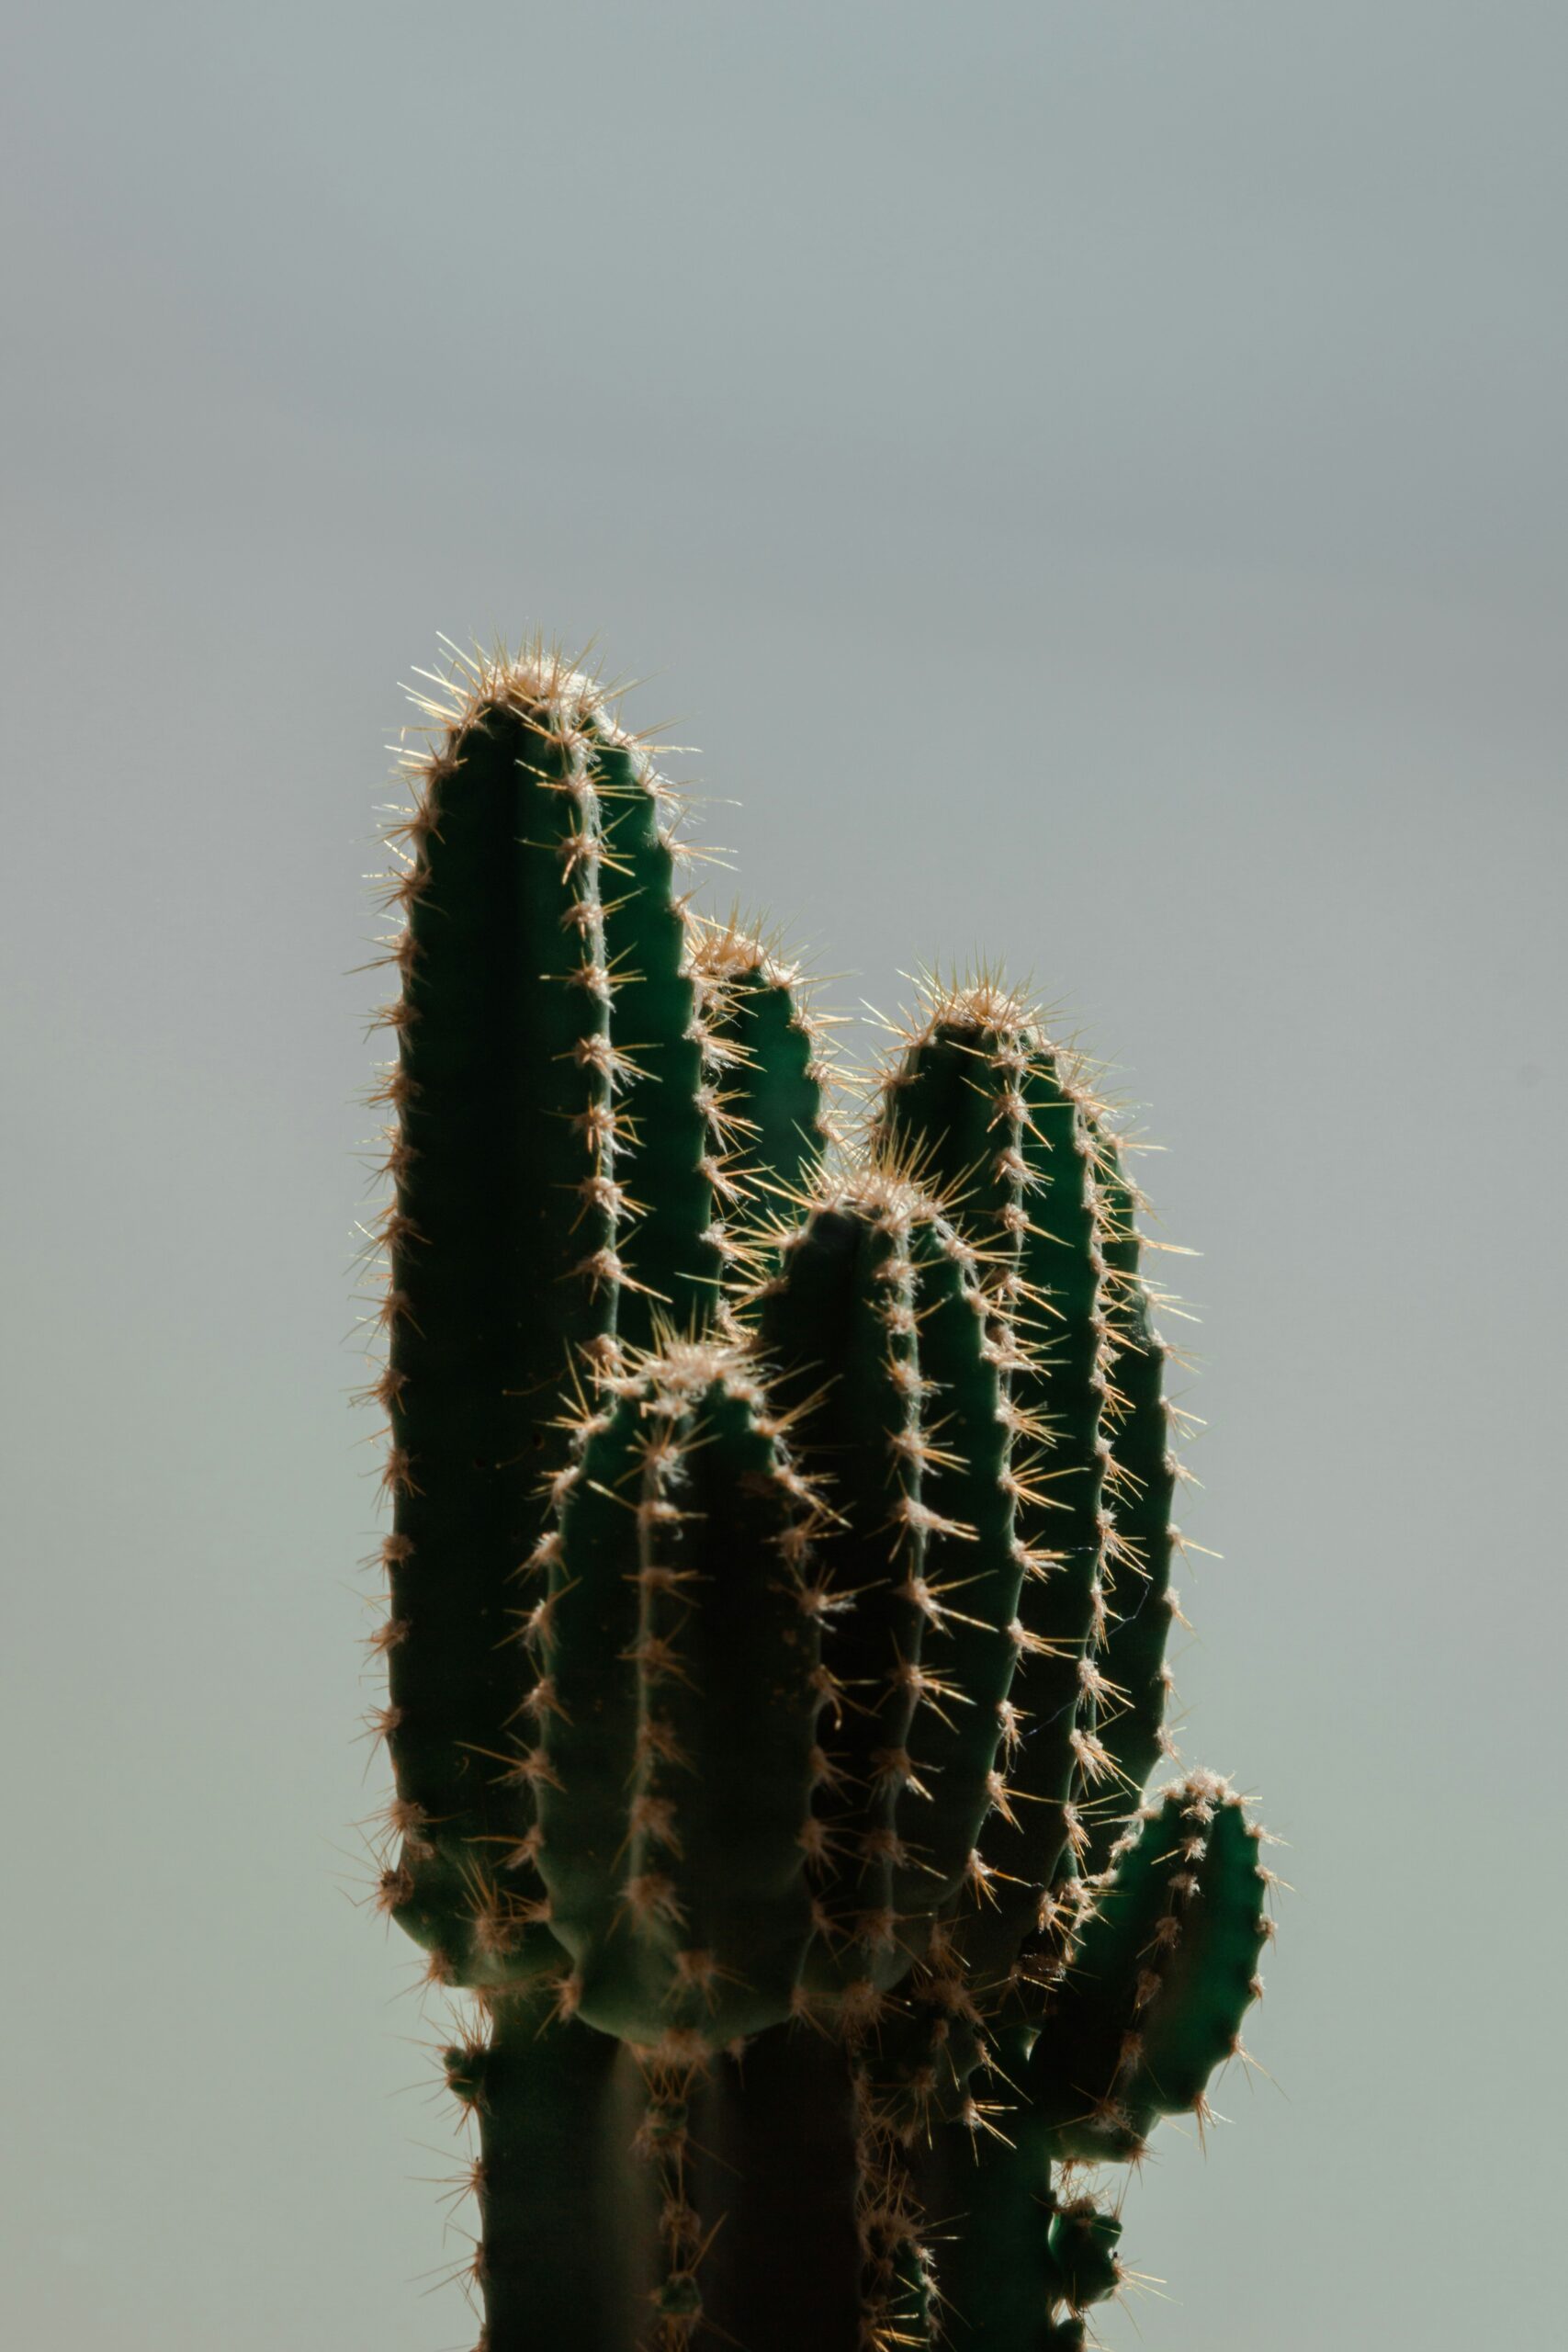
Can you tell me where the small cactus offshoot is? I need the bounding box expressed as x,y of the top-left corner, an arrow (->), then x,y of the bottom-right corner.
356,639 -> 1276,2352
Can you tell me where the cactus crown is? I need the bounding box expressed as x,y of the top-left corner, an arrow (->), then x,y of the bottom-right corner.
357,639 -> 1275,2352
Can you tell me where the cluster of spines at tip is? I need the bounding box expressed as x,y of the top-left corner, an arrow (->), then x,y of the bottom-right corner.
355,641 -> 805,1401
371,635 -> 630,1293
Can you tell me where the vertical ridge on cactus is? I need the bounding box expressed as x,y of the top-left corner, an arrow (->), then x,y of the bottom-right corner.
356,638 -> 1276,2352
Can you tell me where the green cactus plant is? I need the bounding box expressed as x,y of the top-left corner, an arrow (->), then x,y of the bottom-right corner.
358,640 -> 1276,2352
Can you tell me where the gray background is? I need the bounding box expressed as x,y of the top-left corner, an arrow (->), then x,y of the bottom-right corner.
3,3 -> 1563,2345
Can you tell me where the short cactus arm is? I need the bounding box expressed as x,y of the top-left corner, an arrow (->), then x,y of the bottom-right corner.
536,1354 -> 826,2045
911,1776 -> 1263,2343
1024,1771 -> 1269,2161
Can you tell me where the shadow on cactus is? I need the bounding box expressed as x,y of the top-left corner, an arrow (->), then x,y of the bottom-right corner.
356,639 -> 1279,2352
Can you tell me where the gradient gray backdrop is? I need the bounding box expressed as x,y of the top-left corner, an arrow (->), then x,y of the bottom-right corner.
4,5 -> 1564,2346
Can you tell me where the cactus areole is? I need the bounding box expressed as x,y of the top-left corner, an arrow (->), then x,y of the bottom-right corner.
358,641 -> 1275,2352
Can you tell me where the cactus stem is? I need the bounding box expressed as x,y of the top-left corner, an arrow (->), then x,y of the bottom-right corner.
358,650 -> 1272,2350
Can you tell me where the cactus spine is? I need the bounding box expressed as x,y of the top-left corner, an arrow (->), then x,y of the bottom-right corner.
359,641 -> 1275,2351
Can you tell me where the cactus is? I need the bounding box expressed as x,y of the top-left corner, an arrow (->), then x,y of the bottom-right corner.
358,641 -> 1276,2352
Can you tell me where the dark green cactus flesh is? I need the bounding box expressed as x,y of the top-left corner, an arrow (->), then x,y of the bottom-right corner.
360,644 -> 1275,2351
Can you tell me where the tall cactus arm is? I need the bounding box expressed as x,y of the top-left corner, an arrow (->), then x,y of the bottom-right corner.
372,649 -> 625,1985
877,990 -> 1121,1991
